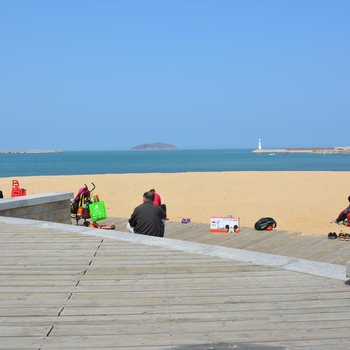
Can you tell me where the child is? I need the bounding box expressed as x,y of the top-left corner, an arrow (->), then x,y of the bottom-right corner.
335,196 -> 350,225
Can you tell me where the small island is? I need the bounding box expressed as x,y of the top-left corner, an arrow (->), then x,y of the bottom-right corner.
130,143 -> 177,151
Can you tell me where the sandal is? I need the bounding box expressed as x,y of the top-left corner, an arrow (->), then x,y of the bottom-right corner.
99,224 -> 116,230
89,222 -> 115,230
339,232 -> 345,240
345,233 -> 350,241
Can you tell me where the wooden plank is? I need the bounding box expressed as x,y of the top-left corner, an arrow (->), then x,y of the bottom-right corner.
0,325 -> 51,336
47,319 -> 350,336
3,306 -> 350,326
0,307 -> 61,317
6,330 -> 350,348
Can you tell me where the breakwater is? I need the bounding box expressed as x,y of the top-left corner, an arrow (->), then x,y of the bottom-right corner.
0,150 -> 63,154
252,147 -> 350,154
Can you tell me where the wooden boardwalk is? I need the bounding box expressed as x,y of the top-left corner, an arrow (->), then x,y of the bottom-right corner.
109,218 -> 350,266
2,219 -> 350,349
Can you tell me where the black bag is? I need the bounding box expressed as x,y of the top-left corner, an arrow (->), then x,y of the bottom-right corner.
254,217 -> 277,231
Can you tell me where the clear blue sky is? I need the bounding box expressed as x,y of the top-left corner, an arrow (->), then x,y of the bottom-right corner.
0,0 -> 349,150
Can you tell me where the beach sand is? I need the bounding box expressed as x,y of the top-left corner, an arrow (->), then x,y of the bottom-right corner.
1,172 -> 349,235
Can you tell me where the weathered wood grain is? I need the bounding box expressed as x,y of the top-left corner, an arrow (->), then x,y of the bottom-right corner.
1,220 -> 350,350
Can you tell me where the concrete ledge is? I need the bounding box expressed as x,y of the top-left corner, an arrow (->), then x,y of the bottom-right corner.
0,216 -> 346,281
0,192 -> 73,224
0,192 -> 73,210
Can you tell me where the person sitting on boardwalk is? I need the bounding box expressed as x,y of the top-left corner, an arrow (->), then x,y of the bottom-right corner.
149,188 -> 167,217
127,191 -> 166,237
335,195 -> 350,226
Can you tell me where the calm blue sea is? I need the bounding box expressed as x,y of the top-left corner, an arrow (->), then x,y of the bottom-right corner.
1,149 -> 350,177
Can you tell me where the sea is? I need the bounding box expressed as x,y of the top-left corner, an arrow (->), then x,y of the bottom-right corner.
1,149 -> 350,177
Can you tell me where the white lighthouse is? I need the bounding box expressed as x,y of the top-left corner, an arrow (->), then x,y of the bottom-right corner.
258,139 -> 262,150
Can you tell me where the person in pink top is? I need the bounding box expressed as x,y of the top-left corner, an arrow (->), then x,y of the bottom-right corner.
150,189 -> 167,217
335,195 -> 350,225
150,188 -> 162,206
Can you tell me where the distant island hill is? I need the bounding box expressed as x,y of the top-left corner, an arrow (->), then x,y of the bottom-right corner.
0,149 -> 63,154
252,140 -> 350,154
130,143 -> 177,151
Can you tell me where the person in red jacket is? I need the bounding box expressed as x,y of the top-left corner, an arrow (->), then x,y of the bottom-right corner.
149,189 -> 161,205
149,188 -> 167,217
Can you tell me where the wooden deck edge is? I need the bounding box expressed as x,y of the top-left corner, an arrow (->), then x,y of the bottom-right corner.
0,215 -> 346,281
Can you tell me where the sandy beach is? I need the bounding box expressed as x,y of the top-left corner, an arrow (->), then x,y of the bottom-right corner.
1,172 -> 349,235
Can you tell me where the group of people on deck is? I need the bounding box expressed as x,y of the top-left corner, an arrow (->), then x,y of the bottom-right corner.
127,189 -> 167,237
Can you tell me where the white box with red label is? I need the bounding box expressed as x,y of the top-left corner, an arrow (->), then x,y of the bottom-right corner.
210,216 -> 240,233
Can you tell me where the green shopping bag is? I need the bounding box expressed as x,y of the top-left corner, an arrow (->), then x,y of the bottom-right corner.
89,200 -> 107,222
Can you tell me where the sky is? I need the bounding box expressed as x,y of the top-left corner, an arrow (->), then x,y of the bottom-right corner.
0,0 -> 349,150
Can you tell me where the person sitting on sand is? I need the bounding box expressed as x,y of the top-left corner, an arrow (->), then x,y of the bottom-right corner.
127,191 -> 166,237
335,195 -> 350,226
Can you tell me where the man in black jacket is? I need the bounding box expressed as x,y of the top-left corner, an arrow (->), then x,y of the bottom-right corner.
127,191 -> 166,237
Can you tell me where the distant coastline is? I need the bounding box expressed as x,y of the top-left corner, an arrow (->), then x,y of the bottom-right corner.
252,147 -> 350,154
0,149 -> 63,154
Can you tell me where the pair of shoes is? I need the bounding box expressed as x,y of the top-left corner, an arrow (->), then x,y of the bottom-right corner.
345,233 -> 350,241
181,218 -> 191,224
339,232 -> 345,240
328,232 -> 337,239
